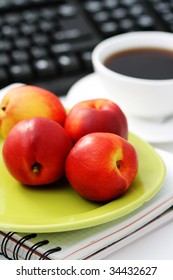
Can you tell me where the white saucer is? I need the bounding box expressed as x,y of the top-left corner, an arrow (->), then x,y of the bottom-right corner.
66,73 -> 173,144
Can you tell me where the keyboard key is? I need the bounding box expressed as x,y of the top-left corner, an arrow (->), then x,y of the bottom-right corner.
0,40 -> 12,51
4,13 -> 22,25
39,20 -> 54,33
51,43 -> 72,54
11,50 -> 29,62
0,0 -> 10,9
22,10 -> 38,23
85,1 -> 103,13
111,8 -> 128,20
129,4 -> 145,17
40,8 -> 56,20
10,64 -> 33,81
32,34 -> 49,46
53,29 -> 82,42
0,68 -> 8,83
136,15 -> 155,29
121,0 -> 137,6
163,12 -> 173,24
14,37 -> 31,49
100,21 -> 119,36
93,11 -> 110,22
31,46 -> 48,59
81,51 -> 93,69
20,23 -> 38,36
1,25 -> 19,38
12,0 -> 27,6
0,53 -> 10,66
57,54 -> 80,73
119,18 -> 135,31
58,4 -> 77,17
154,2 -> 170,13
103,0 -> 119,9
33,59 -> 57,77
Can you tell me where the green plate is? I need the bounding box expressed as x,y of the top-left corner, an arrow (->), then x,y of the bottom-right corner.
0,133 -> 166,233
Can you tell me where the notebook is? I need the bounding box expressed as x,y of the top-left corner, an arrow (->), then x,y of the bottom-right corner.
0,148 -> 173,260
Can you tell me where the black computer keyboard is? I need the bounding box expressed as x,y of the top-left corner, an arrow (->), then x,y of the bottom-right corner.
0,0 -> 173,96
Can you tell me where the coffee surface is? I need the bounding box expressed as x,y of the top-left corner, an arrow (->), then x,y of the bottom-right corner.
104,48 -> 173,80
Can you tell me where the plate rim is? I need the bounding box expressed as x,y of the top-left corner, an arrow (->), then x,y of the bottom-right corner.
0,133 -> 166,233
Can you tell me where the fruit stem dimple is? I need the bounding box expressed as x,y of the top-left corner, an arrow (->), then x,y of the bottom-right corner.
116,161 -> 121,169
1,105 -> 6,111
32,162 -> 41,174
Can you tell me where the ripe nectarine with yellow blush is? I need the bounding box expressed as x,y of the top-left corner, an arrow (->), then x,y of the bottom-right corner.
0,85 -> 66,138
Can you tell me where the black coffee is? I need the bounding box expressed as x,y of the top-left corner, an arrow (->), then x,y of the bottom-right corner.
104,48 -> 173,79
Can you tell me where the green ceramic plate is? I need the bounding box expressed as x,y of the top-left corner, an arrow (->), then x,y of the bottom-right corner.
0,133 -> 166,233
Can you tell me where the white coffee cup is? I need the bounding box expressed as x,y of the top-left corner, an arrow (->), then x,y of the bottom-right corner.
92,31 -> 173,121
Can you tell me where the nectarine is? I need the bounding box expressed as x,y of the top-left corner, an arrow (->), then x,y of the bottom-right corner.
64,98 -> 128,143
3,117 -> 73,185
0,85 -> 66,138
65,132 -> 138,202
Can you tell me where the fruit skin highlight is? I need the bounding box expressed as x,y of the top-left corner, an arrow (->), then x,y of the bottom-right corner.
64,98 -> 128,143
2,117 -> 73,186
65,132 -> 138,202
0,85 -> 66,138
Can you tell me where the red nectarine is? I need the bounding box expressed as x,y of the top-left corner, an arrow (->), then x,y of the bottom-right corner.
65,132 -> 138,202
3,117 -> 73,185
64,98 -> 128,143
